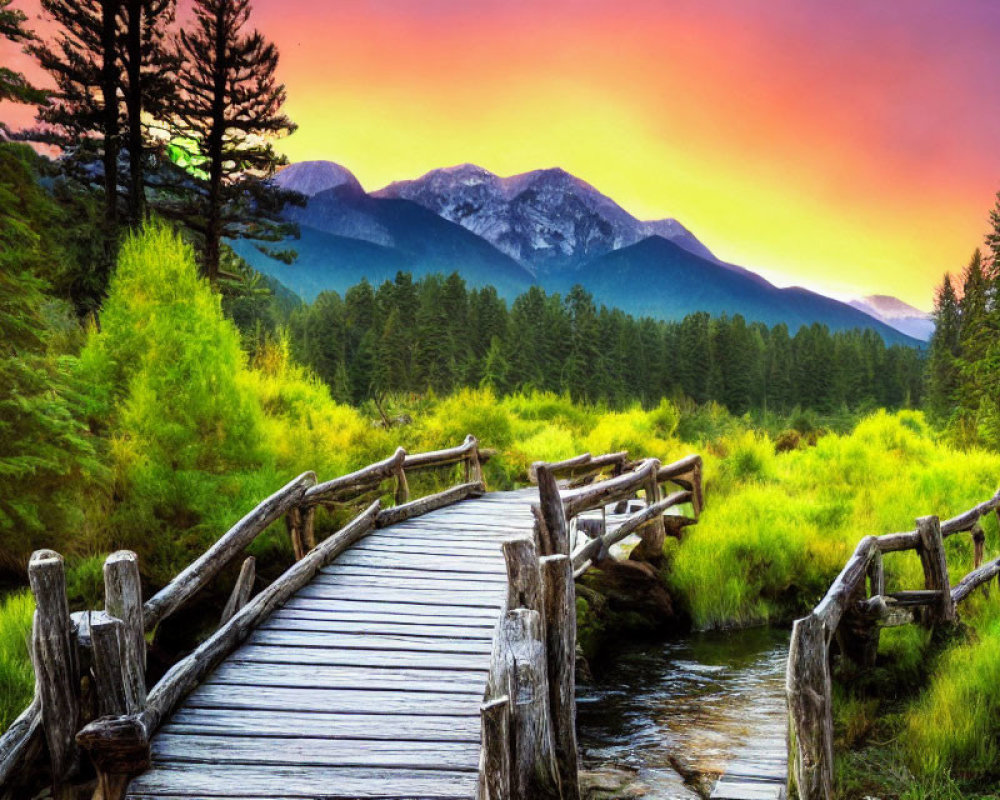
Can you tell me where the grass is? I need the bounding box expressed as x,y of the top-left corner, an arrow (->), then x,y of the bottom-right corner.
0,591 -> 34,731
669,410 -> 1000,629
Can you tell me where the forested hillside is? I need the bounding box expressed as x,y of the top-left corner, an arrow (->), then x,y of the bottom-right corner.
284,274 -> 925,414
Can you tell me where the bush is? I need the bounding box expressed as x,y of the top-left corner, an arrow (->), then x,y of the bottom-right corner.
77,223 -> 272,579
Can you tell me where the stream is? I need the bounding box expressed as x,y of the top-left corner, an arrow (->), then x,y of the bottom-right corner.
576,627 -> 790,799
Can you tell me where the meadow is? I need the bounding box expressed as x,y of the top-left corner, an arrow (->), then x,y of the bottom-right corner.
2,225 -> 999,796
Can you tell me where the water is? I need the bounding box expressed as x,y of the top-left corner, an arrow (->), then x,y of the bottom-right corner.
576,627 -> 790,798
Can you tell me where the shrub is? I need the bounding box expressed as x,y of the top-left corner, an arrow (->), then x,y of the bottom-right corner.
76,223 -> 272,579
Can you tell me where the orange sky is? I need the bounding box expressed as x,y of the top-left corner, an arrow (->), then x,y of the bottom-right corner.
5,0 -> 1000,308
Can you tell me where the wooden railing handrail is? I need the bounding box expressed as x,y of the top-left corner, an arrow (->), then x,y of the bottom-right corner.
142,471 -> 317,631
788,487 -> 1000,800
6,435 -> 492,798
561,458 -> 659,519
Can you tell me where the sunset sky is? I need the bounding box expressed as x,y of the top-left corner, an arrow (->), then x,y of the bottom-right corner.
3,0 -> 1000,308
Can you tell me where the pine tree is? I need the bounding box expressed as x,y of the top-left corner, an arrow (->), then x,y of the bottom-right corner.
120,0 -> 176,226
480,336 -> 509,394
927,274 -> 961,420
174,0 -> 295,280
0,0 -> 45,114
29,0 -> 122,243
0,146 -> 104,562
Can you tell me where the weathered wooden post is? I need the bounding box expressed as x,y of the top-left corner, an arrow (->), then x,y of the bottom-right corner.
541,554 -> 580,800
786,613 -> 833,800
76,717 -> 149,800
105,552 -> 146,676
285,506 -> 306,561
28,549 -> 79,800
480,696 -> 512,800
630,461 -> 666,563
500,609 -> 559,800
394,447 -> 410,505
220,556 -> 256,625
503,538 -> 543,615
465,434 -> 484,486
90,611 -> 145,717
691,457 -> 704,517
916,516 -> 956,626
534,464 -> 569,557
837,550 -> 883,669
301,506 -> 317,551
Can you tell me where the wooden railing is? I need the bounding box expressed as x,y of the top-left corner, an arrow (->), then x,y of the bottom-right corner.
477,450 -> 704,800
787,487 -> 1000,800
0,437 -> 490,800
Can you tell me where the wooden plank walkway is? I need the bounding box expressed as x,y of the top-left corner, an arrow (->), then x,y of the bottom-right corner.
126,489 -> 538,799
711,690 -> 788,800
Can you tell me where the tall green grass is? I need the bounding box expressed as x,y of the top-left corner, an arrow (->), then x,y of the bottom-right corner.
0,592 -> 33,731
670,410 -> 1000,629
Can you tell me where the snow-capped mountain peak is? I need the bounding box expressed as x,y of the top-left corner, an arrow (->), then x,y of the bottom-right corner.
373,163 -> 718,274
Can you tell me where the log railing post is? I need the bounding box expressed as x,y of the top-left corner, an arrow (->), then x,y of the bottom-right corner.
480,696 -> 512,800
465,434 -> 484,486
500,609 -> 559,800
503,538 -> 543,615
786,613 -> 833,800
104,551 -> 146,681
534,464 -> 569,557
631,461 -> 666,563
285,506 -> 306,561
220,556 -> 256,625
916,516 -> 956,626
90,611 -> 145,717
394,449 -> 410,505
302,506 -> 317,551
28,550 -> 80,799
541,554 -> 579,800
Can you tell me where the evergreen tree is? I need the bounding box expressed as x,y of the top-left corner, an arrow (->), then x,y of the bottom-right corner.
0,145 -> 104,566
173,0 -> 295,280
480,336 -> 509,394
927,274 -> 961,420
29,0 -> 122,245
120,0 -> 176,226
0,0 -> 45,115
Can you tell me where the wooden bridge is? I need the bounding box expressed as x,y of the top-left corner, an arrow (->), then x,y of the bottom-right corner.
4,432 -> 996,800
0,439 -> 704,800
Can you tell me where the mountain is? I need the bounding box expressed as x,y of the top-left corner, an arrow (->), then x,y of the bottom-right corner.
235,178 -> 536,301
373,163 -> 725,274
235,159 -> 922,346
849,295 -> 934,341
555,236 -> 920,345
275,160 -> 365,198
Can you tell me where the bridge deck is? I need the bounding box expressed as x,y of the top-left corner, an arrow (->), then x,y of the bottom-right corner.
127,489 -> 537,799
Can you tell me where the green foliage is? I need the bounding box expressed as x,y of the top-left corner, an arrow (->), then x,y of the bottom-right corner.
0,592 -> 33,732
0,145 -> 105,573
77,222 -> 272,577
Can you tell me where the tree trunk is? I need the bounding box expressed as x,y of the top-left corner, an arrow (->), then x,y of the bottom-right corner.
204,1 -> 228,282
125,0 -> 144,227
100,0 -> 119,252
